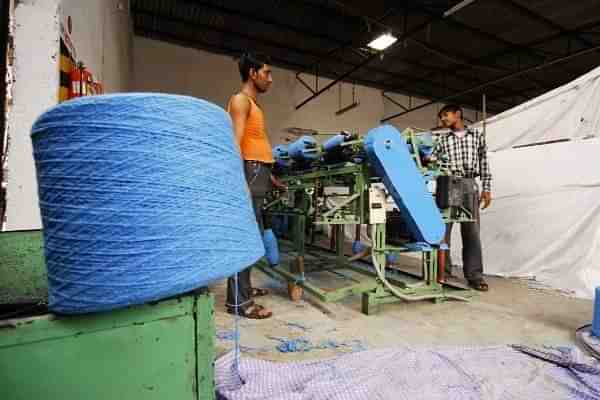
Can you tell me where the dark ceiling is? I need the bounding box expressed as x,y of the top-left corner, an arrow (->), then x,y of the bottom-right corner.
130,0 -> 600,120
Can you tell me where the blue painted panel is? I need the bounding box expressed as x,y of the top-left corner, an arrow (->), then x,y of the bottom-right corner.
364,125 -> 445,244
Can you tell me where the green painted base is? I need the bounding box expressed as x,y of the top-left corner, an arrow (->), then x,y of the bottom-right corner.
258,244 -> 473,316
0,292 -> 215,400
361,285 -> 473,315
259,260 -> 379,303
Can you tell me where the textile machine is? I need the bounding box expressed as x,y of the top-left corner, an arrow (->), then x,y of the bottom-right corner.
261,125 -> 475,314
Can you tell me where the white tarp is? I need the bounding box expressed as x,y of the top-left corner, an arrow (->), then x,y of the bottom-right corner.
453,66 -> 600,299
475,65 -> 600,151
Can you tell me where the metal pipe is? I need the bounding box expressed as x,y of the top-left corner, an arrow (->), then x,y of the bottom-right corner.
370,240 -> 469,302
438,247 -> 447,283
483,93 -> 487,136
443,0 -> 479,17
382,93 -> 409,111
414,18 -> 600,90
381,42 -> 600,122
335,102 -> 360,116
501,0 -> 593,48
296,73 -> 316,94
296,18 -> 435,110
134,13 -> 511,112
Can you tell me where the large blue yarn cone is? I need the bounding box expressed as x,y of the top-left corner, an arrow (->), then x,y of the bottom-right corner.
31,93 -> 264,313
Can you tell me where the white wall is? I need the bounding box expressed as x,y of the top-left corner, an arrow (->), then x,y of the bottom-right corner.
4,0 -> 60,231
132,37 -> 385,146
4,0 -> 133,231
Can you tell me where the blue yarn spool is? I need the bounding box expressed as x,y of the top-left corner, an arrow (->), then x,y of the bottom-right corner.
419,146 -> 434,158
387,254 -> 399,263
273,144 -> 290,168
322,133 -> 346,152
593,287 -> 600,336
31,93 -> 264,314
352,241 -> 396,263
352,241 -> 366,254
271,215 -> 289,237
263,229 -> 280,266
287,135 -> 319,161
417,132 -> 435,158
271,216 -> 283,236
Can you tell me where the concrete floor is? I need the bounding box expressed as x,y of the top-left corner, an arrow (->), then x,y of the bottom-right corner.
211,255 -> 593,363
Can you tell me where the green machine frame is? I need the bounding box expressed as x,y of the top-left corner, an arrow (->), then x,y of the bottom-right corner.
0,230 -> 216,400
260,130 -> 474,314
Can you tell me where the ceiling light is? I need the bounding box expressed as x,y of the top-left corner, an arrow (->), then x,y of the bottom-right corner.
443,0 -> 479,18
367,33 -> 397,51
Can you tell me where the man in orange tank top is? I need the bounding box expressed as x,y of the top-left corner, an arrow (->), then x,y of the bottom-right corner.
226,53 -> 283,319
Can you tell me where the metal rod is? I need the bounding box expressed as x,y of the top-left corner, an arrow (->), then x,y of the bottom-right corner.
133,28 -> 400,97
322,194 -> 360,217
415,17 -> 600,88
407,38 -> 550,92
382,93 -> 409,111
179,0 -> 342,46
295,18 -> 435,110
501,0 -> 593,48
307,6 -> 400,70
296,73 -> 316,94
381,42 -> 600,122
296,52 -> 381,110
134,10 -> 512,112
408,38 -> 508,74
134,9 -> 511,112
482,93 -> 487,136
327,0 -> 398,33
335,101 -> 360,115
443,0 -> 479,17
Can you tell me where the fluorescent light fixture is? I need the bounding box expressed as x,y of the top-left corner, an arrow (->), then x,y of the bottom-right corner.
443,0 -> 478,17
367,33 -> 397,51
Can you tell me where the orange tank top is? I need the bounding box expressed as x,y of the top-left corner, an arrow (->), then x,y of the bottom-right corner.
228,94 -> 274,163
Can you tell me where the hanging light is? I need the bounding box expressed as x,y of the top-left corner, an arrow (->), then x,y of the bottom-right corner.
367,33 -> 398,51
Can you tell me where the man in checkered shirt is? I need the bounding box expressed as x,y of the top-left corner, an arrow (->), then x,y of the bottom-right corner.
433,104 -> 492,292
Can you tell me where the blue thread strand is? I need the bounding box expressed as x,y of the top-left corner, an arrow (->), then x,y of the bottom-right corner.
233,273 -> 242,384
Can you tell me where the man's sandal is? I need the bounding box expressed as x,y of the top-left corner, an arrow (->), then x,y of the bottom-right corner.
468,280 -> 489,292
227,304 -> 272,319
250,288 -> 269,297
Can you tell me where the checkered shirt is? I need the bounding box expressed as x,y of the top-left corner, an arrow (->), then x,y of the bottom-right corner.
432,127 -> 492,192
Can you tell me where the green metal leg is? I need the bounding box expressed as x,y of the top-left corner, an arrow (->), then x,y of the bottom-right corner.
362,291 -> 379,315
294,214 -> 306,257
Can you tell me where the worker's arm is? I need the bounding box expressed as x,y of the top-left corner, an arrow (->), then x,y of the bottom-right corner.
228,94 -> 250,150
478,131 -> 492,209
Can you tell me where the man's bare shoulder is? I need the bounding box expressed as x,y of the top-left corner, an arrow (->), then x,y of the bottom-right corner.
229,93 -> 250,113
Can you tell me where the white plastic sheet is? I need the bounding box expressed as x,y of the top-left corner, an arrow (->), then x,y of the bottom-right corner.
474,65 -> 600,151
453,66 -> 600,298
